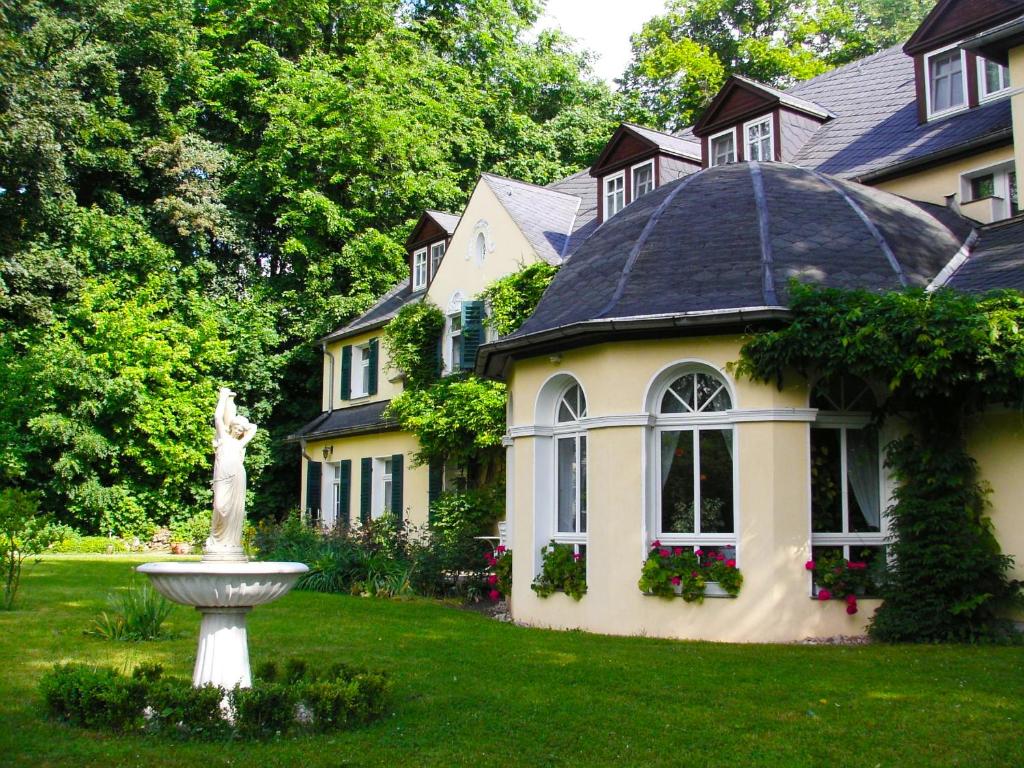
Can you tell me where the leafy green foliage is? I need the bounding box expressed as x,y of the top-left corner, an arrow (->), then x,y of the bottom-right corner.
386,375 -> 507,473
39,658 -> 390,738
0,488 -> 57,609
384,302 -> 446,390
87,582 -> 174,641
621,0 -> 933,130
532,541 -> 587,601
638,543 -> 742,602
479,262 -> 558,337
737,285 -> 1024,642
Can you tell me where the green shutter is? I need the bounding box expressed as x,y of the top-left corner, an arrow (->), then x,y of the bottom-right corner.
460,300 -> 485,370
340,345 -> 352,400
367,338 -> 379,395
305,460 -> 322,522
360,457 -> 372,524
428,460 -> 444,520
338,459 -> 351,529
390,453 -> 404,527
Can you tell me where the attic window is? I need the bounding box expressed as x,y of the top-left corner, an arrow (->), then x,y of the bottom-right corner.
632,161 -> 655,200
709,128 -> 736,166
429,241 -> 445,279
980,58 -> 1011,101
744,117 -> 773,162
412,248 -> 427,290
927,48 -> 965,116
604,172 -> 625,218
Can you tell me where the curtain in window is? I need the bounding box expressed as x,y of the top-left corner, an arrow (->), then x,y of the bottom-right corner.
557,437 -> 577,532
846,429 -> 880,530
660,430 -> 682,490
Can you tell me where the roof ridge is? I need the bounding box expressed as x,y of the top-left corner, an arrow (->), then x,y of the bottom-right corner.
481,172 -> 582,200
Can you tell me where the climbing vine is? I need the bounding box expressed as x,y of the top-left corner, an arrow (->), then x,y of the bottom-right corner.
736,284 -> 1024,642
479,262 -> 558,337
383,301 -> 446,390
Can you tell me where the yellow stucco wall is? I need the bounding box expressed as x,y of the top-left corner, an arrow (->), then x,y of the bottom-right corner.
321,328 -> 403,412
303,431 -> 428,528
506,337 -> 882,642
874,145 -> 1015,211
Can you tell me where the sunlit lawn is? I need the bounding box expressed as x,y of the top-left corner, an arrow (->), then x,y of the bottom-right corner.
1,555 -> 1022,768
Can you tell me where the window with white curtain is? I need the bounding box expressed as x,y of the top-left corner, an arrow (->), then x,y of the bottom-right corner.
651,368 -> 736,561
554,383 -> 587,556
810,375 -> 887,587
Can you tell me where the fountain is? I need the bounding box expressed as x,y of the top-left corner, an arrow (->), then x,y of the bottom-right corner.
138,388 -> 308,689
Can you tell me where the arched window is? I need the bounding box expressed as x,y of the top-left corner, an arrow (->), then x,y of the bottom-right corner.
650,367 -> 736,560
475,232 -> 487,265
555,384 -> 587,540
810,375 -> 886,589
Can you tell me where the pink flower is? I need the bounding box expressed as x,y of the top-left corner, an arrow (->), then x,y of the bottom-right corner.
845,593 -> 857,603
489,589 -> 501,602
848,561 -> 867,570
659,548 -> 670,558
487,574 -> 498,585
725,559 -> 736,568
496,545 -> 507,554
695,549 -> 704,557
651,540 -> 661,548
846,601 -> 858,615
805,560 -> 816,570
573,553 -> 582,561
817,589 -> 832,601
691,571 -> 698,578
672,547 -> 683,556
670,576 -> 681,586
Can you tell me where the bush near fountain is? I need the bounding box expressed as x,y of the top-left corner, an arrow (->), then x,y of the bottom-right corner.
39,659 -> 390,738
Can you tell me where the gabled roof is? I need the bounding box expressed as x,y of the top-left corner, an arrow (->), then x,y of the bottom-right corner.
904,0 -> 1024,56
783,45 -> 1012,181
481,173 -> 582,265
946,216 -> 1024,292
692,75 -> 833,136
591,123 -> 701,174
405,209 -> 460,248
287,400 -> 398,442
546,168 -> 599,258
320,279 -> 419,344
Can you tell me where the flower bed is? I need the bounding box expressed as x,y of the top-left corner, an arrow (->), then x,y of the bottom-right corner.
638,542 -> 743,602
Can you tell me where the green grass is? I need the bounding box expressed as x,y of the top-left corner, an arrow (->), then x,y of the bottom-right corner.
2,556 -> 1022,768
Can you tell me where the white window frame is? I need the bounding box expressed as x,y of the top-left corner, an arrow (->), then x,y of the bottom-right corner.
371,457 -> 393,520
351,342 -> 371,398
412,247 -> 428,290
553,384 -> 588,548
809,395 -> 891,595
709,127 -> 737,167
960,160 -> 1018,220
331,463 -> 341,527
630,160 -> 655,202
447,311 -> 462,374
978,56 -> 1011,102
646,365 -> 739,560
743,116 -> 774,163
604,171 -> 625,219
429,241 -> 445,280
925,44 -> 968,119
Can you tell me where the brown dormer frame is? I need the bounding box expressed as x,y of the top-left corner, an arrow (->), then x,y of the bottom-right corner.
904,0 -> 1024,57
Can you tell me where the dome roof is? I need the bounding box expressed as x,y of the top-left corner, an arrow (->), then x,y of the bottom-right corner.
478,162 -> 976,377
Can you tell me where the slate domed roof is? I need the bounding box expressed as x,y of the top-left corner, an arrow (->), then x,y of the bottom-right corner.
477,162 -> 976,377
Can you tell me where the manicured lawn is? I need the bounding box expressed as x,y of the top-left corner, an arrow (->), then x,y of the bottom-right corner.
2,556 -> 1022,767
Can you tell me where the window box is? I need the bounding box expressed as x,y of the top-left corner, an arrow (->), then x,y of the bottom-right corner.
638,542 -> 743,602
532,541 -> 586,601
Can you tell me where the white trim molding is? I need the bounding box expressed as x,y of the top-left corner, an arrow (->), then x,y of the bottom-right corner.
507,408 -> 818,439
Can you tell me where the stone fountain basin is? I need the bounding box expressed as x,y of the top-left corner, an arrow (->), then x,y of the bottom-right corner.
136,561 -> 308,608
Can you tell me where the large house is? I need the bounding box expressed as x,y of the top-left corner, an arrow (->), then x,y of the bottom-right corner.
293,0 -> 1024,642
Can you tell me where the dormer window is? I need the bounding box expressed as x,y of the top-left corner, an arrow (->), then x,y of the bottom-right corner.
429,241 -> 445,278
926,47 -> 966,117
412,248 -> 428,290
745,117 -> 773,162
709,128 -> 736,166
604,172 -> 625,218
632,161 -> 654,200
979,57 -> 1010,100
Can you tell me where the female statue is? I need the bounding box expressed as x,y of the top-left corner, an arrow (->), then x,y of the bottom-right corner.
207,387 -> 257,556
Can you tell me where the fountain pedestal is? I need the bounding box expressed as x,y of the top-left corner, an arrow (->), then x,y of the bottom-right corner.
137,560 -> 308,689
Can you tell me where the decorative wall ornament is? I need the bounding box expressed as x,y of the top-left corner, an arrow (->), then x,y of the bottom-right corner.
467,219 -> 494,266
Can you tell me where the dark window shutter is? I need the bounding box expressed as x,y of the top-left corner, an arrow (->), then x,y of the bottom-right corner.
340,345 -> 352,400
306,460 -> 322,521
390,453 -> 404,527
338,459 -> 351,529
428,460 -> 444,520
367,338 -> 379,395
360,457 -> 372,524
460,300 -> 485,370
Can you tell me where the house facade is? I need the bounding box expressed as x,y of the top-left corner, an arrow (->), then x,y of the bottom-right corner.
295,0 -> 1024,641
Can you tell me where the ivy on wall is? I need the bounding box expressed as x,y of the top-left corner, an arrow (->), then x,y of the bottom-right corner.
736,284 -> 1024,642
383,302 -> 446,391
479,262 -> 558,337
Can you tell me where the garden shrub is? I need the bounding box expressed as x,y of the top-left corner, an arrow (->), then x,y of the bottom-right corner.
1,488 -> 59,609
50,535 -> 130,554
169,511 -> 211,549
39,658 -> 391,739
87,581 -> 173,640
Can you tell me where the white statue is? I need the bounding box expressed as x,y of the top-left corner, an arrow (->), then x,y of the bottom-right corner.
206,387 -> 257,559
